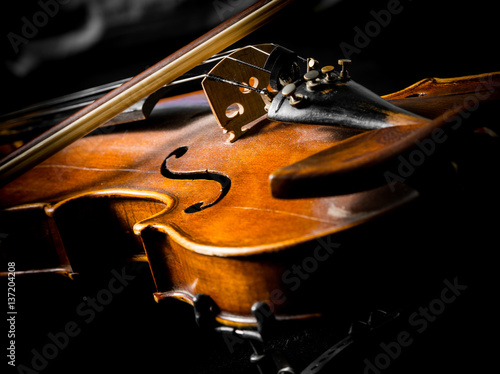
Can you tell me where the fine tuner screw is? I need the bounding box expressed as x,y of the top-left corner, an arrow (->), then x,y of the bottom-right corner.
338,59 -> 352,79
321,65 -> 335,81
282,83 -> 303,107
303,69 -> 320,81
303,69 -> 320,89
306,58 -> 319,72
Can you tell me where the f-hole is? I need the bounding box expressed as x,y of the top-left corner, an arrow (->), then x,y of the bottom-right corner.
161,146 -> 231,213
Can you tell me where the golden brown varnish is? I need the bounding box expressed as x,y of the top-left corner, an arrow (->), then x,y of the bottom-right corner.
0,91 -> 418,326
2,72 -> 497,326
270,72 -> 500,198
381,72 -> 500,118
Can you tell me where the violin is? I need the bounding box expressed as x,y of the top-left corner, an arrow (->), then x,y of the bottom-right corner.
1,0 -> 499,373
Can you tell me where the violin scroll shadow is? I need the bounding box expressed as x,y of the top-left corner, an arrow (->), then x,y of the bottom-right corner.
161,146 -> 231,213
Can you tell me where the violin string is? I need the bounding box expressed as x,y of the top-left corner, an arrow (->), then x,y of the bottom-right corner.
204,74 -> 267,94
267,43 -> 308,62
0,73 -> 264,129
250,45 -> 271,55
0,51 -> 239,121
201,48 -> 240,64
165,44 -> 305,94
226,57 -> 271,73
1,46 -> 303,126
200,46 -> 277,92
167,73 -> 269,94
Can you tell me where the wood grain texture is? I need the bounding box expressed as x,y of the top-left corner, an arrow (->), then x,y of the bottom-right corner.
3,73 -> 495,326
382,72 -> 500,118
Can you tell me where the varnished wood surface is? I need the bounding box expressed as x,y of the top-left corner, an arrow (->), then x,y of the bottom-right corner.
382,72 -> 500,118
271,72 -> 500,198
2,72 -> 498,326
0,92 -> 417,251
0,91 -> 418,325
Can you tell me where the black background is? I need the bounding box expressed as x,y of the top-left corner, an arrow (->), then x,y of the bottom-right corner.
1,0 -> 499,111
1,1 -> 499,373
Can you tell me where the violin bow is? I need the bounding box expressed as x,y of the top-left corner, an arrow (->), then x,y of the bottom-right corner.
0,0 -> 294,186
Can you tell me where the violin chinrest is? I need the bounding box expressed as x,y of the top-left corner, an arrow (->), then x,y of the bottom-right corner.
270,72 -> 500,198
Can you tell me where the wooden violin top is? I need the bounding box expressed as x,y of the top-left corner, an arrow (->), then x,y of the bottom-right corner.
0,91 -> 418,257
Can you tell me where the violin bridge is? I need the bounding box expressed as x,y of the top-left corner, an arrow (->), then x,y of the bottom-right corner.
202,44 -> 277,143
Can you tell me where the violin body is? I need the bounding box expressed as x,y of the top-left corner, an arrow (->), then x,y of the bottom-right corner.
1,1 -> 499,372
5,65 -> 498,328
0,88 -> 422,325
